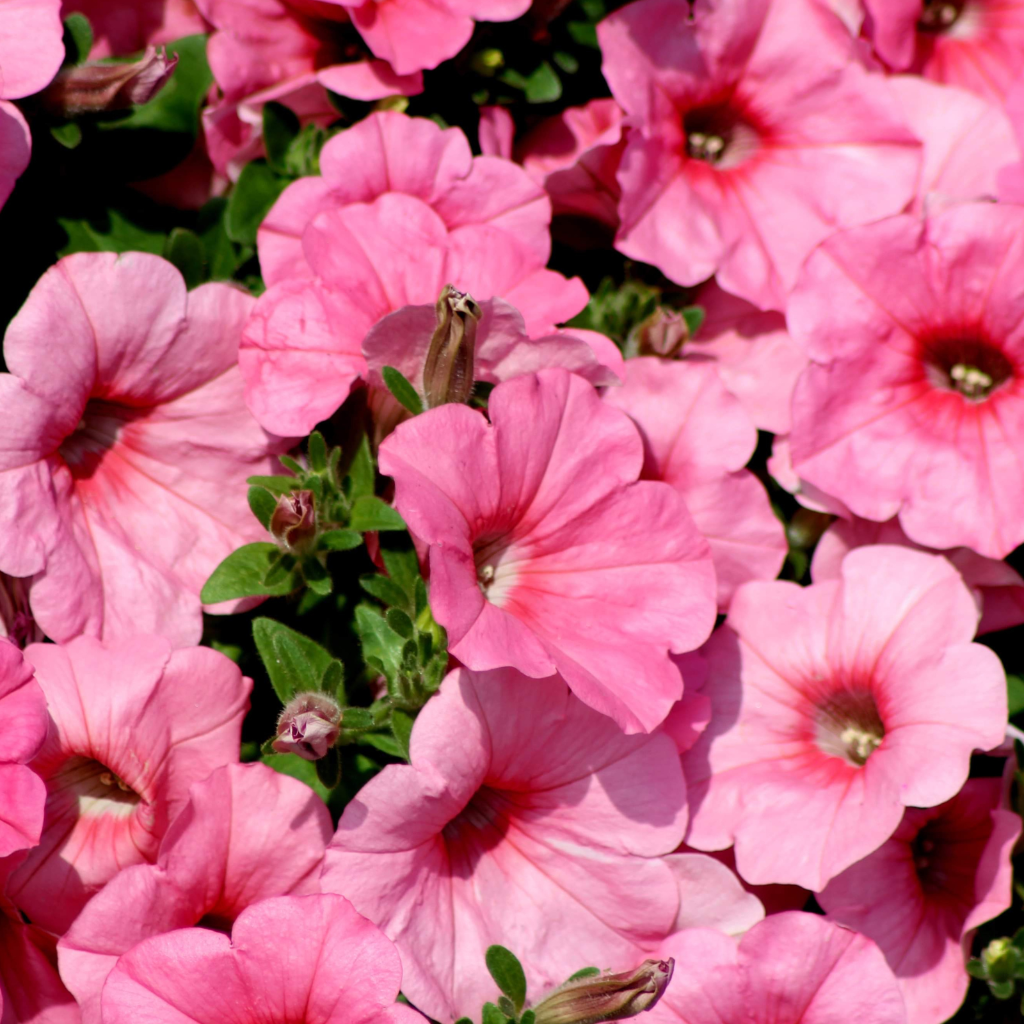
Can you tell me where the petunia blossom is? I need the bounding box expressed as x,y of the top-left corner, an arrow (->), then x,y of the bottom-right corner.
4,635 -> 250,935
61,0 -> 209,57
0,641 -> 47,859
0,251 -> 288,647
99,893 -> 425,1024
787,203 -> 1024,559
321,665 -> 761,1022
58,762 -> 332,1024
998,73 -> 1024,201
241,194 -> 588,437
683,545 -> 1006,891
820,778 -> 1020,1024
379,369 -> 716,733
604,357 -> 785,609
641,911 -> 907,1024
598,0 -> 921,311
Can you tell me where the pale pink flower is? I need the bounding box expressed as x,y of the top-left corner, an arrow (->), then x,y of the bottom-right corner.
683,545 -> 1007,891
998,73 -> 1024,201
61,0 -> 209,57
4,635 -> 250,935
598,0 -> 921,311
0,251 -> 287,647
241,194 -> 588,436
821,778 -> 1020,1024
379,369 -> 716,733
812,516 -> 1024,635
321,665 -> 760,1022
0,103 -> 31,211
788,203 -> 1024,559
0,641 -> 47,858
642,912 -> 907,1024
604,357 -> 785,609
58,762 -> 332,1024
99,893 -> 425,1024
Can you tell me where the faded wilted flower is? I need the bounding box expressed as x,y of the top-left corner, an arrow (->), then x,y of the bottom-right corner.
42,47 -> 178,117
422,285 -> 482,408
533,959 -> 675,1024
273,692 -> 343,760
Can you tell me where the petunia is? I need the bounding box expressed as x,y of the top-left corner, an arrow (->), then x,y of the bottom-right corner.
597,0 -> 921,311
4,635 -> 250,935
379,369 -> 716,733
642,911 -> 907,1024
61,0 -> 210,57
788,203 -> 1024,559
321,665 -> 762,1022
998,73 -> 1024,201
58,762 -> 332,1024
99,893 -> 426,1024
683,545 -> 1006,891
820,778 -> 1020,1024
0,251 -> 287,647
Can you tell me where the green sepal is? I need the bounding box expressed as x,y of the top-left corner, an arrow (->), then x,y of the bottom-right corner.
360,574 -> 410,610
391,709 -> 415,761
481,1003 -> 511,1024
307,431 -> 328,473
318,529 -> 363,552
566,967 -> 600,982
247,474 -> 298,495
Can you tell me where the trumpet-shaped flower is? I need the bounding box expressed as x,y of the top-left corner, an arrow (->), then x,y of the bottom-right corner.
683,545 -> 1006,891
378,369 -> 716,733
4,635 -> 250,934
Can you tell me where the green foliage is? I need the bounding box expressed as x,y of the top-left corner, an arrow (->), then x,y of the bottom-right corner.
163,228 -> 205,288
252,618 -> 345,705
486,946 -> 527,1014
225,161 -> 288,247
567,277 -> 662,348
200,542 -> 304,603
62,14 -> 93,66
382,366 -> 424,416
1008,675 -> 1024,717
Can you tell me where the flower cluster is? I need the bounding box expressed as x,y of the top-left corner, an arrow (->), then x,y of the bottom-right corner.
2,2 -> 1024,1024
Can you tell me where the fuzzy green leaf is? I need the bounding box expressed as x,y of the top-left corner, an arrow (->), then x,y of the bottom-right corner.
200,542 -> 301,602
382,366 -> 423,416
350,496 -> 406,532
486,946 -> 527,1013
252,618 -> 340,705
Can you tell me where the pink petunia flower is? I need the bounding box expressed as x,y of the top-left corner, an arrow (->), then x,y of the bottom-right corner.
812,515 -> 1024,636
642,911 -> 907,1024
820,778 -> 1020,1024
0,641 -> 47,859
321,665 -> 762,1023
379,369 -> 716,733
241,194 -> 588,436
4,635 -> 250,935
0,251 -> 288,647
788,203 -> 1024,559
683,545 -> 1007,891
61,0 -> 210,57
597,0 -> 921,311
997,73 -> 1024,201
0,574 -> 41,647
99,893 -> 426,1024
603,357 -> 785,610
58,762 -> 333,1024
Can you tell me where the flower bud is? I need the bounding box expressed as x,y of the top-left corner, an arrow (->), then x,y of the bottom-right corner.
0,573 -> 41,649
41,47 -> 178,117
632,308 -> 689,358
532,959 -> 675,1024
270,490 -> 317,553
422,284 -> 482,408
272,692 -> 343,761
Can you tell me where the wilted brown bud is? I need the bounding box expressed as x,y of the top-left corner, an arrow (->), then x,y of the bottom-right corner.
272,692 -> 343,761
533,959 -> 674,1024
0,573 -> 41,649
270,490 -> 317,553
42,47 -> 178,117
631,308 -> 689,358
422,284 -> 482,408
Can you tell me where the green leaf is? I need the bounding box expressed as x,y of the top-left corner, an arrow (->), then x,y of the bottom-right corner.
454,1018 -> 474,1024
485,946 -> 527,1013
350,496 -> 406,532
196,197 -> 242,281
481,1003 -> 509,1024
315,747 -> 342,789
263,101 -> 302,175
248,486 -> 278,530
247,474 -> 298,495
62,13 -> 93,66
307,431 -> 328,473
200,542 -> 301,603
163,228 -> 206,289
382,366 -> 424,416
252,617 -> 341,705
319,529 -> 363,552
51,122 -> 83,149
497,998 -> 516,1019
524,62 -> 562,104
354,605 -> 405,685
386,607 -> 414,639
380,536 -> 421,598
302,558 -> 333,595
391,709 -> 414,761
225,161 -> 287,246
681,305 -> 706,336
1008,675 -> 1024,717
340,707 -> 375,731
566,967 -> 601,982
320,660 -> 346,702
966,959 -> 989,980
58,199 -> 168,257
991,979 -> 1015,1000
262,752 -> 331,802
210,640 -> 243,663
359,731 -> 404,757
566,21 -> 598,47
553,51 -> 579,74
520,1012 -> 535,1024
346,435 -> 375,500
360,574 -> 410,610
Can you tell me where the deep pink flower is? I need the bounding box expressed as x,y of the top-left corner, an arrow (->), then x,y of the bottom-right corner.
683,545 -> 1006,891
0,103 -> 31,211
598,0 -> 921,311
812,516 -> 1024,635
998,73 -> 1024,201
604,357 -> 785,610
61,0 -> 209,57
99,893 -> 425,1024
643,912 -> 906,1024
820,778 -> 1020,1024
788,203 -> 1024,559
58,762 -> 332,1024
0,641 -> 47,858
4,635 -> 250,935
321,665 -> 761,1022
241,194 -> 588,436
0,252 -> 287,647
379,369 -> 716,733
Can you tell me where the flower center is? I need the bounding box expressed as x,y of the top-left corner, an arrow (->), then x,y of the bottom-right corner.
52,756 -> 142,818
682,103 -> 759,168
813,690 -> 885,767
923,338 -> 1013,402
473,532 -> 518,606
918,0 -> 965,31
58,399 -> 139,479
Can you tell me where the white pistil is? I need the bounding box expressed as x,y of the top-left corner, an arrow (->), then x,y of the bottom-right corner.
839,725 -> 882,765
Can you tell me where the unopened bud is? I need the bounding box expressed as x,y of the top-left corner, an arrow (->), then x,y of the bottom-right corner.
42,47 -> 178,117
270,490 -> 317,553
272,692 -> 343,761
533,959 -> 674,1024
422,284 -> 482,408
633,308 -> 689,358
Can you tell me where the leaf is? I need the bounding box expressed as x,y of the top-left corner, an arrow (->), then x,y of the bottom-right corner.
51,122 -> 83,149
62,13 -> 93,66
481,1003 -> 510,1024
302,558 -> 333,595
497,998 -> 516,1019
681,305 -> 706,336
386,608 -> 414,639
340,708 -> 375,731
307,431 -> 328,473
566,967 -> 601,981
263,101 -> 302,175
520,1012 -> 535,1024
486,946 -> 527,1013
454,1018 -> 474,1024
391,709 -> 414,761
196,197 -> 242,281
252,617 -> 341,705
991,979 -> 1015,1000
354,605 -> 405,685
524,62 -> 561,104
315,747 -> 342,789
350,496 -> 406,532
966,959 -> 989,980
262,752 -> 331,802
58,200 -> 168,257
382,366 -> 424,416
360,574 -> 410,610
346,435 -> 375,500
163,228 -> 206,289
320,660 -> 346,702
1008,674 -> 1024,717
200,542 -> 301,603
225,161 -> 287,246
248,485 -> 278,530
566,21 -> 598,47
318,529 -> 363,552
380,536 -> 420,598
247,474 -> 298,495
359,731 -> 404,757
